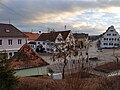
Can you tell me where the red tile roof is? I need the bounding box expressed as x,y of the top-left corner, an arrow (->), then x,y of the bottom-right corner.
23,32 -> 39,41
36,30 -> 71,42
0,23 -> 27,38
10,44 -> 49,69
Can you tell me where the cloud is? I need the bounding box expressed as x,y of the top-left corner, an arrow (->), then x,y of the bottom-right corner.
0,0 -> 120,35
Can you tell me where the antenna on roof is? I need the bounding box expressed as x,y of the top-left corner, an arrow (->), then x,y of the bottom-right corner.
64,25 -> 66,30
8,19 -> 11,24
31,29 -> 33,33
47,28 -> 50,33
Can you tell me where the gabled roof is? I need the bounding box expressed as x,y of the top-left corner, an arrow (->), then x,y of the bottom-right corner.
57,30 -> 71,40
0,23 -> 27,38
100,25 -> 119,38
23,32 -> 39,41
36,32 -> 59,42
10,44 -> 49,69
73,33 -> 88,39
36,30 -> 71,42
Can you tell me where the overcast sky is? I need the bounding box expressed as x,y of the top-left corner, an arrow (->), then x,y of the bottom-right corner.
0,0 -> 120,35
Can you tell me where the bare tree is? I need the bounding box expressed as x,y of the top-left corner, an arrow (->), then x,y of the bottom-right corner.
52,40 -> 77,79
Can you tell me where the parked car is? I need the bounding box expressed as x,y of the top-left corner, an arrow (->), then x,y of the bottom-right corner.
89,57 -> 98,61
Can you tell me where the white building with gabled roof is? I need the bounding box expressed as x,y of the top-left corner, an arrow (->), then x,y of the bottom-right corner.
100,25 -> 120,48
0,23 -> 28,58
35,30 -> 75,53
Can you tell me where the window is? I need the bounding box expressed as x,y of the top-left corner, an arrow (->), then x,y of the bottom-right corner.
109,38 -> 111,40
14,52 -> 17,55
5,29 -> 10,33
9,52 -> 12,57
104,43 -> 108,45
38,42 -> 40,44
43,42 -> 45,45
0,40 -> 2,45
113,34 -> 117,36
114,43 -> 117,46
47,48 -> 50,51
18,39 -> 22,44
57,38 -> 62,41
118,38 -> 119,41
107,34 -> 111,36
104,38 -> 108,40
8,39 -> 12,45
109,43 -> 113,45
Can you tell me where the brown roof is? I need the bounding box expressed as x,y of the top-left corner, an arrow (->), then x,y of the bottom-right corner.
10,44 -> 49,69
36,30 -> 71,42
36,32 -> 59,42
23,32 -> 39,41
73,33 -> 88,39
58,30 -> 71,40
0,23 -> 27,38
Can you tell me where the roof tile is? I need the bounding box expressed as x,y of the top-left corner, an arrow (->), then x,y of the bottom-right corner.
10,44 -> 49,69
23,32 -> 39,41
36,30 -> 71,42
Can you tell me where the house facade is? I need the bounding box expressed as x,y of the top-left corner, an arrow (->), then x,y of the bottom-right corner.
73,33 -> 89,49
100,25 -> 120,48
36,30 -> 75,53
0,24 -> 27,58
23,32 -> 39,49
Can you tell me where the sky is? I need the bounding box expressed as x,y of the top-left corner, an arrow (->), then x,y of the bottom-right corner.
0,0 -> 120,35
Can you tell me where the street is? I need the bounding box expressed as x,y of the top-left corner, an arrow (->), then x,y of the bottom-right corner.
39,40 -> 120,73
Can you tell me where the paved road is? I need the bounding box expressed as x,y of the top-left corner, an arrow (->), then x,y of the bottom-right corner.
39,40 -> 120,75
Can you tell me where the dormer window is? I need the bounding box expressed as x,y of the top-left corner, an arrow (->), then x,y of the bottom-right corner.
5,29 -> 10,33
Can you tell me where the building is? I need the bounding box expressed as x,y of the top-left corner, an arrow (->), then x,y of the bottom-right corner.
100,25 -> 120,48
73,33 -> 89,49
23,32 -> 39,42
0,24 -> 27,58
10,44 -> 49,77
89,35 -> 100,41
23,32 -> 39,49
36,30 -> 75,53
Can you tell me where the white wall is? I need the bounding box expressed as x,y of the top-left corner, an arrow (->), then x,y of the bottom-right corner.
100,26 -> 120,48
55,33 -> 64,43
36,41 -> 51,52
0,38 -> 26,51
65,31 -> 75,46
0,37 -> 27,58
